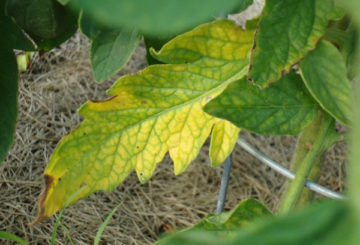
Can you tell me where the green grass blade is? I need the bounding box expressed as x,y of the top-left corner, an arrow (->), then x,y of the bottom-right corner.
0,231 -> 29,245
60,223 -> 74,245
94,205 -> 119,245
51,185 -> 88,245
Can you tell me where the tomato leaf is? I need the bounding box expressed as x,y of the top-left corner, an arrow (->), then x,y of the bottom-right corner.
0,16 -> 35,51
35,19 -> 256,221
90,29 -> 140,82
156,199 -> 272,245
204,72 -> 319,136
80,12 -> 141,82
210,120 -> 240,167
0,48 -> 18,163
71,0 -> 248,35
6,0 -> 78,50
150,19 -> 258,64
231,0 -> 254,14
156,201 -> 357,245
144,35 -> 175,65
299,41 -> 352,125
248,0 -> 344,88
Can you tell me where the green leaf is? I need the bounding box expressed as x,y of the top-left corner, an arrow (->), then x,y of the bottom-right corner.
231,0 -> 254,14
35,19 -> 255,221
194,199 -> 272,230
204,72 -> 319,136
324,24 -> 359,79
0,231 -> 29,245
6,0 -> 78,50
342,0 -> 360,225
157,201 -> 357,245
57,0 -> 71,5
144,35 -> 174,65
80,12 -> 141,82
0,16 -> 35,51
248,0 -> 344,88
79,11 -> 102,39
0,48 -> 18,163
299,41 -> 352,125
71,0 -> 246,35
90,28 -> 140,82
156,199 -> 272,245
231,201 -> 356,245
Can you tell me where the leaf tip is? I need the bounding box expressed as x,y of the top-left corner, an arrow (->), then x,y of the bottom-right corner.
149,47 -> 160,59
31,174 -> 54,225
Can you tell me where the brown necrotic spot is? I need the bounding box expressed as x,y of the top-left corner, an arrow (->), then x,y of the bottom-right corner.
31,174 -> 55,225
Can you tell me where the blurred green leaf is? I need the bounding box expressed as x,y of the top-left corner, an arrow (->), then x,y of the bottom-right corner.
0,48 -> 18,163
204,72 -> 319,136
230,201 -> 356,245
190,199 -> 272,232
248,0 -> 344,88
57,0 -> 70,5
0,16 -> 35,51
157,201 -> 357,245
156,199 -> 272,245
6,0 -> 78,50
72,0 -> 246,35
231,0 -> 253,14
299,41 -> 352,125
80,13 -> 141,82
0,231 -> 29,245
340,0 -> 360,234
79,11 -> 102,39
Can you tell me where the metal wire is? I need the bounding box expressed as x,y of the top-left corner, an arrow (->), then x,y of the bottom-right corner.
236,137 -> 345,200
216,154 -> 232,214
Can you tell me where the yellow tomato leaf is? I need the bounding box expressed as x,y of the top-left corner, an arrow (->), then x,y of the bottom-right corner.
210,121 -> 240,167
35,19 -> 255,222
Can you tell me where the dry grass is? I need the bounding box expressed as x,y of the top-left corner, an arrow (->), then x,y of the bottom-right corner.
0,4 -> 347,244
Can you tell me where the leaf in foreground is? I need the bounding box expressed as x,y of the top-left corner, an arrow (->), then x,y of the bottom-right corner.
6,0 -> 78,50
204,72 -> 319,136
299,40 -> 352,125
0,15 -> 35,51
156,199 -> 272,245
0,231 -> 29,245
35,20 -> 256,221
0,48 -> 18,163
248,0 -> 343,88
157,201 -> 357,245
72,0 -> 249,35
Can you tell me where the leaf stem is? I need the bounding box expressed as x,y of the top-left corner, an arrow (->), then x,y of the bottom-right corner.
279,111 -> 335,214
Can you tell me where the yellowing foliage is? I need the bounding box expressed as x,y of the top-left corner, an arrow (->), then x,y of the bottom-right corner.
36,19 -> 257,222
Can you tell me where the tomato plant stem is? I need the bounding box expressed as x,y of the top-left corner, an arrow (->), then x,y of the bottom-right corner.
279,112 -> 335,214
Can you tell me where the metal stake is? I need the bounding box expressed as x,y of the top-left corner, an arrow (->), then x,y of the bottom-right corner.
215,154 -> 233,214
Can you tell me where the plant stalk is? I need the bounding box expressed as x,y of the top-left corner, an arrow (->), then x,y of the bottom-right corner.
279,111 -> 336,214
293,155 -> 324,206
